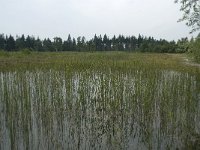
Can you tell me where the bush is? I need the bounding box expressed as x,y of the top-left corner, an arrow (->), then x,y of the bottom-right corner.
20,48 -> 32,55
190,38 -> 200,62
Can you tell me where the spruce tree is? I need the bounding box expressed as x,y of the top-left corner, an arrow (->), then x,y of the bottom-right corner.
5,35 -> 15,51
0,34 -> 5,50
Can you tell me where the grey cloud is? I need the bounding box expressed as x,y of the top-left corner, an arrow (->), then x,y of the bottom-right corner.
0,0 -> 196,40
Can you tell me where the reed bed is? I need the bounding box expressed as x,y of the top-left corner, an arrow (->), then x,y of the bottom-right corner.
0,52 -> 200,149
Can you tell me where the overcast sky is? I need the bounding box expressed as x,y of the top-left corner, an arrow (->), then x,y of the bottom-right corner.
0,0 -> 197,41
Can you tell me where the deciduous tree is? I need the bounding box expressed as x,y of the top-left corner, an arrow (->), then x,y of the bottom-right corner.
175,0 -> 200,33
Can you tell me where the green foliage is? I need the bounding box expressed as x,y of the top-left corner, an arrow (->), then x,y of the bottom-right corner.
190,37 -> 200,62
53,37 -> 63,51
176,38 -> 189,53
20,48 -> 32,55
34,38 -> 43,51
0,33 -> 188,53
25,35 -> 35,49
16,34 -> 26,50
0,34 -> 5,49
5,35 -> 15,51
43,38 -> 53,51
175,0 -> 200,33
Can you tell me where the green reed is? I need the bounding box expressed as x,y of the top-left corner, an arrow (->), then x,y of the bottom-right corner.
0,52 -> 200,149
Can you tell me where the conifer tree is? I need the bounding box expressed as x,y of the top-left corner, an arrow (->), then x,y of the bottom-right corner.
0,34 -> 5,50
5,35 -> 15,51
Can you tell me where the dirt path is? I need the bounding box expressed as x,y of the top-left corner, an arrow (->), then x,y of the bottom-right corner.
181,56 -> 200,68
167,54 -> 200,68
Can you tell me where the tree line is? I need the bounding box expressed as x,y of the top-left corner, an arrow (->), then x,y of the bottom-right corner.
0,33 -> 189,53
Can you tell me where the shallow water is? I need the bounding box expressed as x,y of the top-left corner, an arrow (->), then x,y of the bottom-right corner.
0,69 -> 200,149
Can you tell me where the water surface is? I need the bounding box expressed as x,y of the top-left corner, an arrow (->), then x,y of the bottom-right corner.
0,69 -> 200,149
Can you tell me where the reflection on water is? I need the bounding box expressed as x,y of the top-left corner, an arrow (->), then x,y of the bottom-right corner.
0,69 -> 200,149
